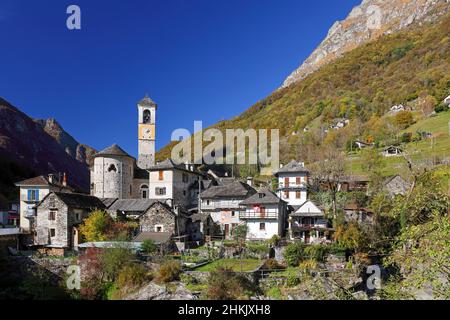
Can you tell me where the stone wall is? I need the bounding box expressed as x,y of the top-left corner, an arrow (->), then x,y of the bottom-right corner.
91,156 -> 134,199
140,202 -> 177,234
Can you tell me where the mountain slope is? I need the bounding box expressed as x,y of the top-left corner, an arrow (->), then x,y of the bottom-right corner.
156,11 -> 450,167
0,97 -> 95,199
282,0 -> 449,88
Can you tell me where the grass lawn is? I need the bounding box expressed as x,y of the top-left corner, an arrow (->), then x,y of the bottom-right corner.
193,258 -> 262,272
347,111 -> 450,177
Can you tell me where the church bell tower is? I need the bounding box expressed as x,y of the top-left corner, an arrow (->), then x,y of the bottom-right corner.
137,94 -> 156,169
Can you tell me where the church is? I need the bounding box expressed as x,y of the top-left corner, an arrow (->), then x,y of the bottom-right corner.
90,95 -> 205,211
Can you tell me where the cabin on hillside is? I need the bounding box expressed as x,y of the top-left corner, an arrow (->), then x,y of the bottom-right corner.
382,145 -> 403,157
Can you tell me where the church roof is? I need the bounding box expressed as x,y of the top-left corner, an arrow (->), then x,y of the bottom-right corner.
94,144 -> 132,158
138,95 -> 157,108
275,160 -> 310,175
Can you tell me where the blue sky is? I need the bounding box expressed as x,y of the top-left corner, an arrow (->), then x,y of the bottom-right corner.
0,0 -> 360,156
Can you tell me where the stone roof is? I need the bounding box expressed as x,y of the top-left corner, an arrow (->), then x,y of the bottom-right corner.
94,144 -> 132,158
291,200 -> 324,217
133,232 -> 172,244
275,160 -> 309,176
190,212 -> 211,222
200,181 -> 255,199
147,158 -> 203,175
100,198 -> 119,209
138,95 -> 157,108
50,192 -> 106,210
15,175 -> 75,190
240,188 -> 284,205
108,199 -> 158,212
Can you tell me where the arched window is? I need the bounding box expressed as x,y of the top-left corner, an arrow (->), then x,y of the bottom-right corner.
143,109 -> 151,124
107,164 -> 117,172
140,184 -> 149,199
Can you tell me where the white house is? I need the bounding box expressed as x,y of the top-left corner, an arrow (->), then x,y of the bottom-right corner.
274,160 -> 309,207
147,158 -> 205,210
200,180 -> 255,239
15,174 -> 73,233
288,200 -> 331,244
382,145 -> 403,157
239,188 -> 287,240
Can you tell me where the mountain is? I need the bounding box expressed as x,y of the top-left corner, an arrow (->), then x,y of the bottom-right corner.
156,6 -> 450,169
0,97 -> 95,202
282,0 -> 449,88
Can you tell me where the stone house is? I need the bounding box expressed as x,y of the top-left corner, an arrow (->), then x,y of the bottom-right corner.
200,180 -> 256,239
34,192 -> 106,255
239,188 -> 288,240
383,175 -> 411,197
275,160 -> 309,208
15,174 -> 74,233
289,200 -> 332,244
147,158 -> 206,210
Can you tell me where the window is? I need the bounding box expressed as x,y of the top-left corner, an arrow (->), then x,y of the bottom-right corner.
231,211 -> 235,217
182,173 -> 188,183
75,212 -> 81,221
27,189 -> 39,201
183,190 -> 186,196
284,177 -> 289,187
296,177 -> 301,185
49,210 -> 57,221
284,191 -> 289,199
155,225 -> 164,232
158,170 -> 164,181
143,109 -> 151,124
206,200 -> 210,205
296,191 -> 301,199
130,185 -> 132,195
140,185 -> 149,199
156,187 -> 166,195
50,229 -> 56,237
107,164 -> 117,172
259,223 -> 266,231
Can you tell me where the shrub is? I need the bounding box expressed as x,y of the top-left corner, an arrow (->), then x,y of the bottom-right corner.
157,260 -> 182,283
283,242 -> 307,267
286,273 -> 301,287
141,239 -> 157,255
267,235 -> 281,247
305,245 -> 329,262
206,267 -> 252,300
100,246 -> 135,281
263,258 -> 284,270
115,264 -> 149,290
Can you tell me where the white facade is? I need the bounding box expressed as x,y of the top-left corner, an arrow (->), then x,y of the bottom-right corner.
18,186 -> 51,231
240,202 -> 287,240
276,173 -> 308,206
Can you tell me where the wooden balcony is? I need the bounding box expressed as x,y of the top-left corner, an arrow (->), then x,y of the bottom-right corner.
239,211 -> 279,219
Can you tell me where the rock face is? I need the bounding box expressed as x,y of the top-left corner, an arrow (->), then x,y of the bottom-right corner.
35,118 -> 96,167
0,97 -> 95,191
124,282 -> 196,300
282,0 -> 449,88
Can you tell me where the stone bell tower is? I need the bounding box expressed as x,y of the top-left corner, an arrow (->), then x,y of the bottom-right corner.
137,94 -> 156,169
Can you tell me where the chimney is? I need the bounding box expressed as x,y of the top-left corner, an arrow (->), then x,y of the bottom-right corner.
246,177 -> 253,187
48,174 -> 54,184
62,172 -> 67,187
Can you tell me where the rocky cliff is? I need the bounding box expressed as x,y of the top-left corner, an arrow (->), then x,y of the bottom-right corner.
282,0 -> 449,88
0,97 -> 95,192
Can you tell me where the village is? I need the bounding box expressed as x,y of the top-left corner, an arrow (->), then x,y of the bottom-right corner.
2,92 -> 447,300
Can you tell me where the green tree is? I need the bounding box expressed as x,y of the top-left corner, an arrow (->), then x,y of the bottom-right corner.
141,239 -> 157,255
283,242 -> 307,267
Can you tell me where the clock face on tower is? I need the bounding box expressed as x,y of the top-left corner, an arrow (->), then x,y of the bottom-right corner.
138,124 -> 155,140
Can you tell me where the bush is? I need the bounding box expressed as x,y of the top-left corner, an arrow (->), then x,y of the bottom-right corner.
206,267 -> 253,300
263,258 -> 284,270
246,242 -> 269,258
141,239 -> 157,255
305,245 -> 329,262
100,246 -> 135,281
267,235 -> 281,247
115,264 -> 149,290
286,273 -> 301,287
283,242 -> 307,267
157,260 -> 182,283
